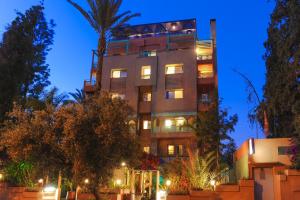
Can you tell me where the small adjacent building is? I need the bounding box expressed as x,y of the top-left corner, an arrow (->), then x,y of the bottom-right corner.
234,138 -> 296,200
83,19 -> 218,161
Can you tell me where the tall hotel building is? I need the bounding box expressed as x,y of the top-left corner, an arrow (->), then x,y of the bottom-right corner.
84,19 -> 218,161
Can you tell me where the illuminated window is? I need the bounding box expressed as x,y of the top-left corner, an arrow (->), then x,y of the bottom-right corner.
198,64 -> 213,78
143,146 -> 150,154
166,89 -> 183,99
143,92 -> 152,102
91,72 -> 96,85
143,120 -> 151,130
111,93 -> 125,99
165,119 -> 173,128
165,118 -> 185,128
178,145 -> 184,156
141,51 -> 156,57
141,66 -> 151,79
111,69 -> 127,78
168,145 -> 175,155
165,64 -> 183,74
175,117 -> 185,126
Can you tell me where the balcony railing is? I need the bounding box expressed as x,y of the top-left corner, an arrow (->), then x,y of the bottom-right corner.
153,126 -> 192,133
198,72 -> 214,78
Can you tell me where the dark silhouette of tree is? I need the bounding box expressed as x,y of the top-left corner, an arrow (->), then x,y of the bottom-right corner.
0,3 -> 55,121
69,89 -> 85,103
263,0 -> 300,137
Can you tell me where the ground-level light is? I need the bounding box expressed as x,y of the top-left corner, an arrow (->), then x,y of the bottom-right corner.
115,179 -> 122,185
121,162 -> 126,167
157,190 -> 167,200
43,185 -> 56,193
166,180 -> 171,187
210,179 -> 216,186
38,179 -> 43,184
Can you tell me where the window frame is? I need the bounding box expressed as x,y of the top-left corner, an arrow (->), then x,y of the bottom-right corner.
141,65 -> 151,80
165,64 -> 184,75
111,69 -> 128,78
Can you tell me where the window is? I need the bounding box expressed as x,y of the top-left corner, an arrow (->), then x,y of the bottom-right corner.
143,146 -> 150,154
168,145 -> 175,155
91,72 -> 96,85
111,69 -> 127,78
178,145 -> 184,156
111,93 -> 125,99
175,117 -> 185,126
165,64 -> 183,74
141,66 -> 151,79
143,120 -> 151,130
198,64 -> 213,78
143,92 -> 152,102
200,93 -> 210,103
141,50 -> 156,57
278,146 -> 291,155
166,89 -> 183,99
165,117 -> 185,128
165,119 -> 173,128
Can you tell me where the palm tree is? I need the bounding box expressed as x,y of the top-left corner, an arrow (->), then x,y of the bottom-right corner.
69,89 -> 85,103
67,0 -> 140,89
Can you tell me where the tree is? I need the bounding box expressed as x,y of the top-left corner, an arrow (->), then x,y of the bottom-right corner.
57,92 -> 140,200
69,89 -> 85,103
67,0 -> 140,89
189,99 -> 238,170
263,0 -> 300,137
233,69 -> 269,137
0,104 -> 68,183
0,4 -> 55,121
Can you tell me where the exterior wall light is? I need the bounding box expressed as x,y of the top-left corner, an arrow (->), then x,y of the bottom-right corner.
38,179 -> 44,184
249,138 -> 255,155
121,162 -> 126,167
84,179 -> 89,184
0,173 -> 3,180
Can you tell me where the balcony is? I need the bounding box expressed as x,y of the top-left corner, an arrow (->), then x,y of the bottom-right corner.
198,100 -> 212,111
152,126 -> 194,138
196,40 -> 213,62
110,77 -> 126,90
165,73 -> 184,89
197,72 -> 215,85
139,101 -> 151,113
84,80 -> 96,93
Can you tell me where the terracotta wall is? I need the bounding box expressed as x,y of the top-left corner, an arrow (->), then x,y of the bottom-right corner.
167,180 -> 254,200
274,169 -> 300,200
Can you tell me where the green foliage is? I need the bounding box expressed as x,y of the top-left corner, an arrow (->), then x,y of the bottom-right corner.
263,0 -> 300,137
0,104 -> 69,181
188,97 -> 238,169
182,151 -> 217,191
57,92 -> 140,198
161,159 -> 189,194
4,161 -> 35,187
0,3 -> 55,121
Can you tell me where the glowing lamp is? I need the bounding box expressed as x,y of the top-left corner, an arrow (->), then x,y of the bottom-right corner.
38,179 -> 43,184
166,180 -> 171,186
121,162 -> 126,167
44,186 -> 56,193
84,179 -> 89,184
116,179 -> 122,185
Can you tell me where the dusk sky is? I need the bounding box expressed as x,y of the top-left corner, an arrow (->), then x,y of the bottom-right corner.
0,0 -> 275,146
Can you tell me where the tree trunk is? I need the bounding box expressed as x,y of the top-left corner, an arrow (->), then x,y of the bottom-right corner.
263,110 -> 270,137
96,32 -> 106,90
92,185 -> 101,200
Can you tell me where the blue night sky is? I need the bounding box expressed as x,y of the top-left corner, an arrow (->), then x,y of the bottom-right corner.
0,0 -> 275,146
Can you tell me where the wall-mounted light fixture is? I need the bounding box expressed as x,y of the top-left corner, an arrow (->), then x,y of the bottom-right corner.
249,138 -> 255,155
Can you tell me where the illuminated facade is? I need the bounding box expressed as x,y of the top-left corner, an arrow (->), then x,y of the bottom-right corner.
84,19 -> 218,160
